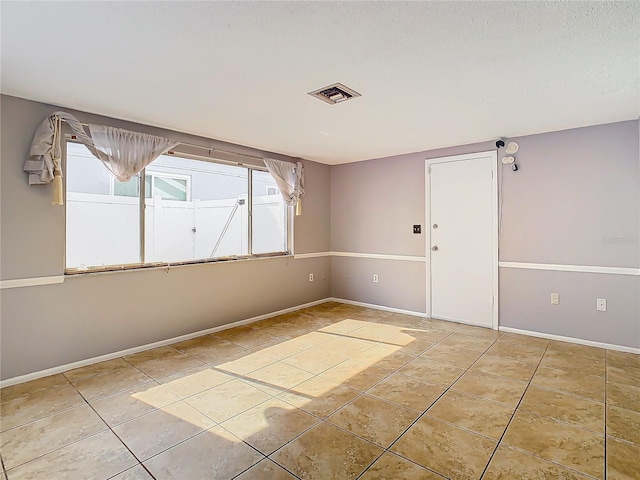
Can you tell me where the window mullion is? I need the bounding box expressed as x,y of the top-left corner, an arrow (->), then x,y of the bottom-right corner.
248,168 -> 253,255
139,168 -> 146,263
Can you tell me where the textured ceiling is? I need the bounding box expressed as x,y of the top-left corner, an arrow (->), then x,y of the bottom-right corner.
1,1 -> 638,164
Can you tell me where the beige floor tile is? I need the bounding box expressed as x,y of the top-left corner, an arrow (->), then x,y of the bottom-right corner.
114,401 -> 215,461
348,324 -> 411,344
63,358 -> 132,383
532,366 -> 605,402
520,385 -> 605,433
321,336 -> 377,356
607,364 -> 640,387
172,337 -> 247,363
547,341 -> 605,360
367,373 -> 446,412
0,404 -> 107,469
426,390 -> 514,440
281,332 -> 334,350
243,362 -> 314,396
235,459 -> 297,480
72,366 -> 152,401
419,318 -> 462,332
110,465 -> 154,480
607,436 -> 640,480
541,351 -> 605,377
186,379 -> 271,423
0,383 -> 84,431
271,422 -> 383,480
215,351 -> 280,376
420,344 -> 482,368
349,307 -> 393,321
328,394 -> 420,448
485,342 -> 545,364
392,414 -> 496,479
210,325 -> 257,343
318,319 -> 370,335
143,425 -> 263,480
278,376 -> 360,418
470,355 -> 538,382
456,325 -> 502,340
5,430 -> 136,480
438,333 -> 495,352
503,410 -> 604,479
393,338 -> 436,356
0,374 -> 68,404
222,398 -> 318,455
156,367 -> 236,398
227,329 -> 283,350
607,405 -> 640,445
398,356 -> 466,386
254,341 -> 309,361
408,328 -> 451,343
451,370 -> 527,406
496,332 -> 550,349
377,316 -> 425,330
283,348 -> 348,374
607,350 -> 640,370
360,452 -> 444,479
319,358 -> 391,391
90,382 -> 180,427
351,345 -> 414,370
484,444 -> 593,480
607,381 -> 640,412
124,347 -> 206,379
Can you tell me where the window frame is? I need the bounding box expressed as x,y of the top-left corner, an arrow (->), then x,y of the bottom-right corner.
64,139 -> 293,274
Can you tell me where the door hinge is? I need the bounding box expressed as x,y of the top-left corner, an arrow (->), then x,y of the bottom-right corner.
428,165 -> 432,174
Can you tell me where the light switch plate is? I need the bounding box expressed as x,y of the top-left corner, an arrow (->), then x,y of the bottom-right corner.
551,293 -> 559,305
596,298 -> 607,311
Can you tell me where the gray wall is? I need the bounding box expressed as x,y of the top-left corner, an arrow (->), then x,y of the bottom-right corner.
0,95 -> 331,380
330,121 -> 640,348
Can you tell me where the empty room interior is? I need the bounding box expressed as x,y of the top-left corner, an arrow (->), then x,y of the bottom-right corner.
1,2 -> 639,480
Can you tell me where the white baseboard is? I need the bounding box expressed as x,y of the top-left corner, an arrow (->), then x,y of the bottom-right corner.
329,297 -> 426,318
499,326 -> 640,354
0,298 -> 330,389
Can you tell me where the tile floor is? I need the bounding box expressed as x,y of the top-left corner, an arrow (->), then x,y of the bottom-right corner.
1,302 -> 638,479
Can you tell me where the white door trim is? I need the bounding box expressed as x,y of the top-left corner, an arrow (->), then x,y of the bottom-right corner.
425,150 -> 499,330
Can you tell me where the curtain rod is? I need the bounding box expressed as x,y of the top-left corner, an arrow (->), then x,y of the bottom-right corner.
76,121 -> 264,161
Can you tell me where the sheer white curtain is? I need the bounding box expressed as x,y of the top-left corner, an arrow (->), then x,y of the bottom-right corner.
25,111 -> 179,205
263,158 -> 305,215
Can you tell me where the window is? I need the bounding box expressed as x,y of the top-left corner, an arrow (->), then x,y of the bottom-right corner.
65,142 -> 290,271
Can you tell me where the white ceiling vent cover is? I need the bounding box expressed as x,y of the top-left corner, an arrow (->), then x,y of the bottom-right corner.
308,83 -> 361,105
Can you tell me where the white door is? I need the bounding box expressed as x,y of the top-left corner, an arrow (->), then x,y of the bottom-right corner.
427,152 -> 497,328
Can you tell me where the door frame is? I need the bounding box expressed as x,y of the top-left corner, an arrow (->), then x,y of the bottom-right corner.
425,150 -> 499,330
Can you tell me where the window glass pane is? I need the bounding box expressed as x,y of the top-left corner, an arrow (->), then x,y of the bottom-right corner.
144,155 -> 248,263
252,170 -> 288,254
152,176 -> 188,201
66,143 -> 139,268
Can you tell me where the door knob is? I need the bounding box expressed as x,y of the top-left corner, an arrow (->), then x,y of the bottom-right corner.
433,224 -> 438,229
432,246 -> 439,251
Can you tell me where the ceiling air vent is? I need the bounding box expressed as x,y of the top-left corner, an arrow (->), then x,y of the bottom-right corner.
308,83 -> 361,105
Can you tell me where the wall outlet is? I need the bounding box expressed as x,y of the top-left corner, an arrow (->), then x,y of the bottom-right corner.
550,293 -> 559,305
596,298 -> 607,311
413,225 -> 421,234
309,273 -> 313,282
373,274 -> 379,283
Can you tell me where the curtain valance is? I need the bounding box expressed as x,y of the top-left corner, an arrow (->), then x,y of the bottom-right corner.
24,111 -> 179,205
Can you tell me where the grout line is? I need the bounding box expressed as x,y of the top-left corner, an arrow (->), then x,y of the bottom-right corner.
477,341 -> 551,479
